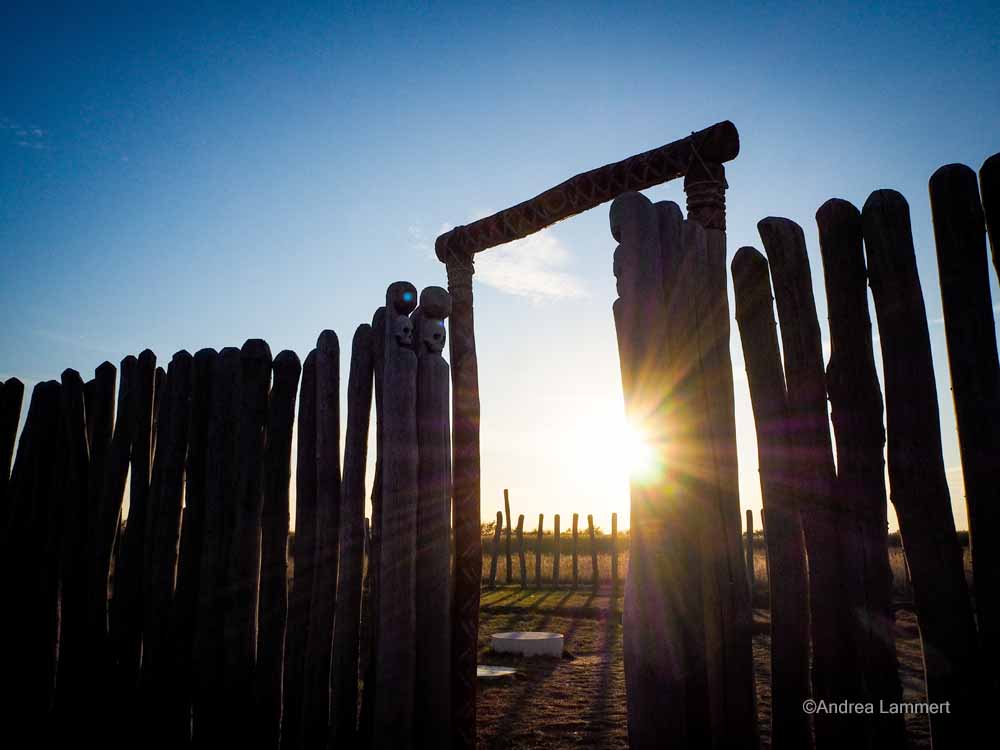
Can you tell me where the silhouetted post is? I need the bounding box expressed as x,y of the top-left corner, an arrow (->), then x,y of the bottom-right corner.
141,352 -> 193,737
255,350 -> 300,748
151,365 -> 165,452
571,513 -> 579,589
553,514 -> 561,587
54,368 -> 90,732
759,217 -> 861,748
328,327 -> 374,749
817,198 -> 905,748
0,377 -> 24,527
303,331 -> 342,749
686,163 -> 755,749
281,349 -> 316,750
414,288 -> 453,750
192,346 -> 240,747
504,488 -> 513,583
374,283 -> 420,749
587,515 -> 597,588
517,515 -> 527,588
489,511 -> 502,588
744,510 -> 754,601
111,348 -> 156,693
731,246 -> 813,750
863,189 -> 983,746
979,153 -> 1000,282
168,348 -> 215,743
610,513 -> 618,588
535,514 -> 544,587
930,165 -> 1000,682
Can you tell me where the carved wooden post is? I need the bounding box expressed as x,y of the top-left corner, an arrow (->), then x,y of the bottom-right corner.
111,348 -> 156,690
489,511 -> 502,588
328,326 -> 374,748
151,365 -> 165,453
610,513 -> 618,588
281,348 -> 316,750
863,189 -> 984,745
979,153 -> 1000,282
168,347 -> 215,743
54,368 -> 90,731
517,515 -> 526,588
929,165 -> 1000,681
759,217 -> 862,748
685,162 -> 756,749
141,351 -> 193,736
504,488 -> 513,583
587,515 -> 597,588
254,350 -> 300,748
535,514 -> 544,588
0,377 -> 24,527
553,514 -> 561,587
414,286 -> 453,750
435,243 -> 482,750
374,282 -> 419,749
192,346 -> 240,746
571,512 -> 579,589
303,331 -> 341,749
744,510 -> 754,601
731,246 -> 812,750
817,198 -> 905,748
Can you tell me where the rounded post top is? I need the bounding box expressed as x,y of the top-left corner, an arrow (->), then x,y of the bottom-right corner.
419,286 -> 452,319
386,281 -> 418,316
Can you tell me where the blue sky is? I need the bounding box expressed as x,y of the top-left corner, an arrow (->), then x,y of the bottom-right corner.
2,1 -> 998,530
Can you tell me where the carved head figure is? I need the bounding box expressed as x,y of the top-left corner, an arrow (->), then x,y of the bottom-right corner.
420,316 -> 446,354
392,314 -> 414,347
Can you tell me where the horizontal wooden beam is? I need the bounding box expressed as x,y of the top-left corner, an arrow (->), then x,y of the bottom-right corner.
435,120 -> 739,261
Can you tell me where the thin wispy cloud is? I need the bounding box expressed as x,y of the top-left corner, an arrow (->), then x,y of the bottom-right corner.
473,229 -> 588,303
1,116 -> 47,150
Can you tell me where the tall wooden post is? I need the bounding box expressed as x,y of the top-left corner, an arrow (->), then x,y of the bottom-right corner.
535,514 -> 544,588
731,246 -> 812,749
587,515 -> 597,588
553,514 -> 561,587
929,165 -> 1000,683
504,488 -> 513,583
817,198 -> 905,748
0,377 -> 24,529
979,153 -> 1000,282
516,515 -> 526,588
685,163 -> 756,748
436,245 -> 482,750
863,189 -> 983,746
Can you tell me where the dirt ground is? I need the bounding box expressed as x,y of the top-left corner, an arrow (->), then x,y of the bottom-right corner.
476,586 -> 930,749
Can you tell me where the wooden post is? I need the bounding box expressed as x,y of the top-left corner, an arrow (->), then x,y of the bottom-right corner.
192,346 -> 241,746
303,331 -> 341,749
84,361 -> 115,655
438,249 -> 482,750
489,510 -> 502,588
610,513 -> 618,588
255,350 -> 300,748
54,368 -> 90,732
571,513 -> 579,589
374,283 -> 420,749
281,349 -> 316,750
141,351 -> 193,735
817,198 -> 905,747
744,510 -> 754,602
328,326 -> 374,749
929,165 -> 1000,682
414,287 -> 453,750
111,348 -> 156,690
535,514 -> 544,588
553,514 -> 561,587
686,163 -> 756,748
759,217 -> 862,747
587,515 -> 597,588
863,189 -> 983,745
979,153 -> 1000,282
168,348 -> 216,743
504,488 -> 512,583
517,515 -> 526,588
0,377 -> 24,528
731,246 -> 813,750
